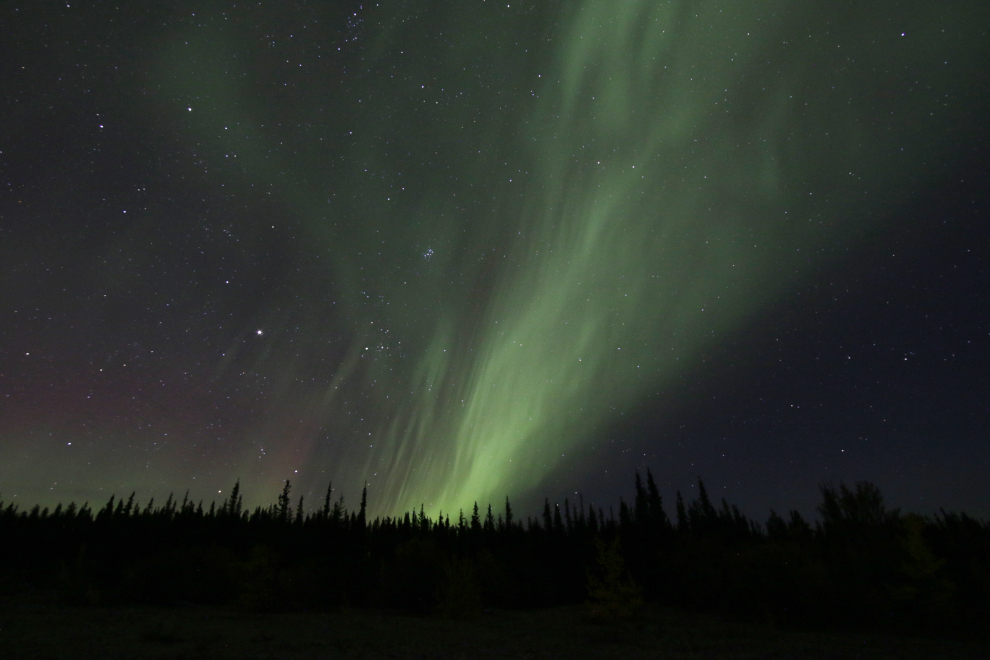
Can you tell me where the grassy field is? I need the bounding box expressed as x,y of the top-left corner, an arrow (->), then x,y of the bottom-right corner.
0,590 -> 986,659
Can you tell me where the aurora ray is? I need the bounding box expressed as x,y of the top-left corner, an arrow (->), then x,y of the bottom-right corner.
2,1 -> 984,516
159,1 -> 984,515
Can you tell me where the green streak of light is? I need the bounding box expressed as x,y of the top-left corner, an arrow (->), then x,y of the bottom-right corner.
154,1 -> 986,514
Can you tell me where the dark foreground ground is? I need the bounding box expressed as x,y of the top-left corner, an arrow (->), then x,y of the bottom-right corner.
0,591 -> 987,660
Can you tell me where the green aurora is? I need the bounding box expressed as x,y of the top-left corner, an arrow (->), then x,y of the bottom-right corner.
139,1 -> 985,515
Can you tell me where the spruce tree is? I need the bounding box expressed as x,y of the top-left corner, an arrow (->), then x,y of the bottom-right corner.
645,469 -> 669,532
277,480 -> 292,522
225,480 -> 242,517
471,502 -> 482,533
123,492 -> 135,517
331,494 -> 344,525
358,484 -> 367,529
689,478 -> 717,534
100,495 -> 115,521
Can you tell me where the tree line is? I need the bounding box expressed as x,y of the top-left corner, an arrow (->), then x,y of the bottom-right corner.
0,472 -> 987,632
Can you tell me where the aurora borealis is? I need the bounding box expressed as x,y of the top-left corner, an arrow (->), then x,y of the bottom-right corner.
2,2 -> 988,518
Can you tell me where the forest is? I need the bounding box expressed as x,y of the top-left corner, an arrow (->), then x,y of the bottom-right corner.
1,472 -> 987,634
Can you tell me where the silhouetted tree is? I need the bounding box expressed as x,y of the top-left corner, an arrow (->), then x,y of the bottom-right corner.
225,479 -> 243,517
123,492 -> 135,517
634,472 -> 648,526
295,495 -> 305,525
358,484 -> 367,530
471,502 -> 482,533
484,504 -> 495,534
277,480 -> 292,522
646,469 -> 670,532
322,481 -> 332,519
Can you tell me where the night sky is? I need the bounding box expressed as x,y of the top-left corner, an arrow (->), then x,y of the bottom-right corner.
2,1 -> 988,520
